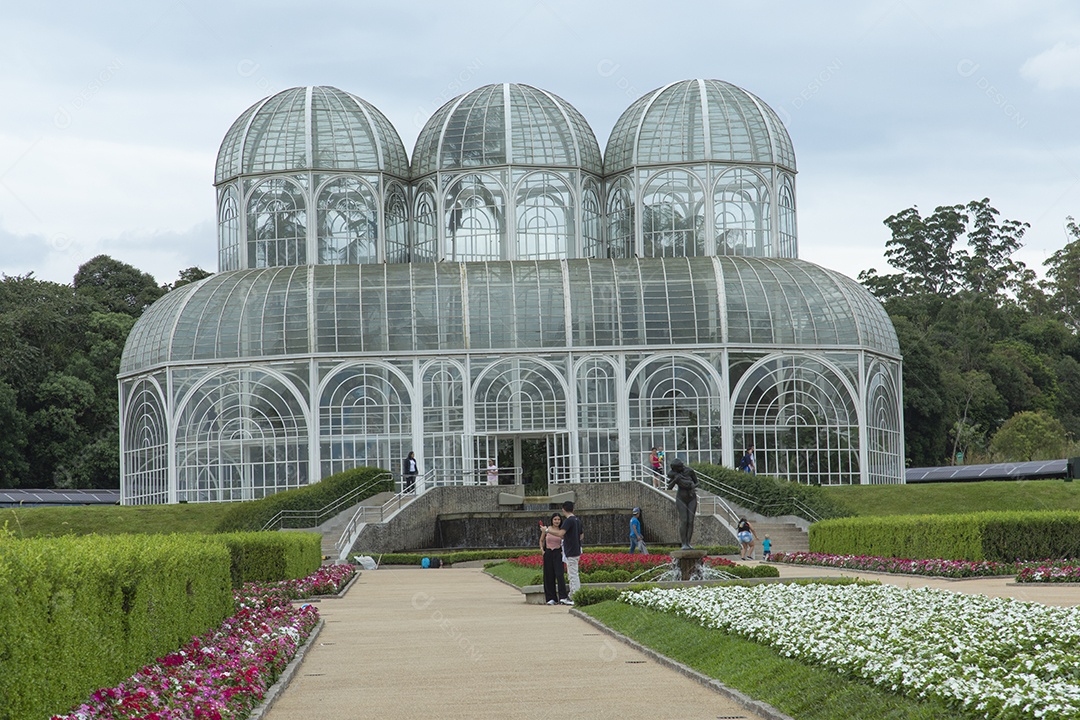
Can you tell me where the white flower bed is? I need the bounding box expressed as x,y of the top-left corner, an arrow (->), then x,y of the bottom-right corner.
621,583 -> 1080,719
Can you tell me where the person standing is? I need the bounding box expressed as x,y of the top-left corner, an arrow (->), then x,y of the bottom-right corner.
403,451 -> 419,493
666,457 -> 699,550
762,534 -> 772,561
540,513 -> 570,605
648,447 -> 663,486
486,458 -> 499,486
548,500 -> 583,601
629,507 -> 647,555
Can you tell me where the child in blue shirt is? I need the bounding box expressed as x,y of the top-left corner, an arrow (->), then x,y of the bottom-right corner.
762,535 -> 772,561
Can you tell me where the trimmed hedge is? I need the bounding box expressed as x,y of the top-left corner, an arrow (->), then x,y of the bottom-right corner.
691,462 -> 850,520
0,533 -> 233,720
211,531 -> 322,586
810,510 -> 1080,561
214,466 -> 393,533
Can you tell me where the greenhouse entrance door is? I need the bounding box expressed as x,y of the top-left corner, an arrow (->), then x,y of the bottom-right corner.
474,433 -> 570,489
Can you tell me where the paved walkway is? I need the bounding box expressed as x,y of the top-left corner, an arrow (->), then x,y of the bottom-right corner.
263,562 -> 1080,720
264,565 -> 777,720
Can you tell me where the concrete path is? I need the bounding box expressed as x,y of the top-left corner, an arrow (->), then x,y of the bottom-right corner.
264,561 -> 1080,720
264,566 -> 776,720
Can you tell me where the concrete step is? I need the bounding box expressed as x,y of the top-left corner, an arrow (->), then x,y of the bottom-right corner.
749,521 -> 809,554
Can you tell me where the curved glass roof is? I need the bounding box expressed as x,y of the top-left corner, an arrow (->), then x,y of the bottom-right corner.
215,86 -> 410,183
121,258 -> 897,375
605,79 -> 796,175
412,83 -> 603,177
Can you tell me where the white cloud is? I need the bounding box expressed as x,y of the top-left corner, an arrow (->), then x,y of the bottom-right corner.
1021,42 -> 1080,90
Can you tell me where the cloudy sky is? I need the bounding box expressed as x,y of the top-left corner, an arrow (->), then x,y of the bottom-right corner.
1,1 -> 1078,286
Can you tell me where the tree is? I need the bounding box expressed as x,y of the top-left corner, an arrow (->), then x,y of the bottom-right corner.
859,199 -> 1028,300
73,255 -> 164,317
169,266 -> 213,290
1042,217 -> 1080,331
989,411 -> 1068,462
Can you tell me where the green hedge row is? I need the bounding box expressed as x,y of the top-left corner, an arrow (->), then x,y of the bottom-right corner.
530,563 -> 780,585
0,533 -> 234,720
215,466 -> 393,533
809,510 -> 1080,561
571,575 -> 864,607
691,463 -> 851,520
211,531 -> 322,585
377,545 -> 741,567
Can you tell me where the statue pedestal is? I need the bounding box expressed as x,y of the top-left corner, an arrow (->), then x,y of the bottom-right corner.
669,549 -> 708,581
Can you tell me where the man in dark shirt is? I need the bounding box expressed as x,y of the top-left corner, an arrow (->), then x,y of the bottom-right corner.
560,500 -> 584,602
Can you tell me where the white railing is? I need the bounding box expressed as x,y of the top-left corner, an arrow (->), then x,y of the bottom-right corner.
260,472 -> 393,532
333,468 -> 436,561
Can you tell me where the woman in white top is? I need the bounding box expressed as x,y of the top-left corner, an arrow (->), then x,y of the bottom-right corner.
486,459 -> 498,486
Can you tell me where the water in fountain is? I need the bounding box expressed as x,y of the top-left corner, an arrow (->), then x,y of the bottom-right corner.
629,558 -> 738,583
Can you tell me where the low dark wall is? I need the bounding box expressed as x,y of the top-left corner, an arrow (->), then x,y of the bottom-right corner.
352,483 -> 736,553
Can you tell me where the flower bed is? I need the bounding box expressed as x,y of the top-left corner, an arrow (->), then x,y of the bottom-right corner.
50,564 -> 356,720
773,551 -> 1016,578
1016,562 -> 1080,583
507,551 -> 735,572
621,583 -> 1080,719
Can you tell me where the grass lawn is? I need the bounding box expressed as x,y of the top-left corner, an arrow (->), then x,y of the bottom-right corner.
824,478 -> 1080,516
484,560 -> 537,586
582,600 -> 974,720
0,502 -> 235,538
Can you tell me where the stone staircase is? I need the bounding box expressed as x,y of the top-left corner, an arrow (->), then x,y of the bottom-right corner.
281,491 -> 399,561
748,519 -> 809,556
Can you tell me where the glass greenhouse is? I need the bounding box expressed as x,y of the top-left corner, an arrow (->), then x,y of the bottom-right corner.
119,80 -> 904,505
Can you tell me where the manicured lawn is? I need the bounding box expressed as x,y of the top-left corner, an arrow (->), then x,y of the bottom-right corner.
582,600 -> 974,720
485,560 -> 536,586
823,479 -> 1080,516
0,502 -> 234,538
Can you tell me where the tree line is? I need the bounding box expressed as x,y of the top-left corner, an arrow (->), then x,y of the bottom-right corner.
2,202 -> 1078,489
0,257 -> 209,489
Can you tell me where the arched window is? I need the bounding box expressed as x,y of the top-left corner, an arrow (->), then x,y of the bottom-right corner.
641,170 -> 705,258
247,178 -> 307,268
628,355 -> 721,466
714,168 -> 771,256
606,176 -> 634,259
316,177 -> 378,265
732,355 -> 859,485
384,182 -> 409,264
581,179 -> 602,259
515,172 -> 574,260
778,175 -> 797,258
122,378 -> 168,505
218,186 -> 240,272
320,364 -> 412,477
444,173 -> 505,261
422,361 -> 466,483
175,369 -> 308,502
576,357 -> 619,480
474,358 -> 565,433
866,361 -> 903,484
412,181 -> 438,262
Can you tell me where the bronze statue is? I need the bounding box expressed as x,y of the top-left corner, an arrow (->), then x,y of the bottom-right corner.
666,457 -> 698,549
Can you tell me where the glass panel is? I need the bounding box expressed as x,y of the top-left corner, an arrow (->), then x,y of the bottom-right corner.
515,171 -> 574,260
445,173 -> 505,261
317,177 -> 379,265
641,169 -> 705,258
714,168 -> 771,257
247,178 -> 307,268
218,186 -> 240,272
605,176 -> 634,259
320,363 -> 412,477
384,182 -> 409,264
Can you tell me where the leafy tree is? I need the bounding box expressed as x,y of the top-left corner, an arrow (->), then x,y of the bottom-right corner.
989,410 -> 1068,462
859,199 -> 1029,300
73,255 -> 164,317
1042,217 -> 1080,331
0,381 -> 28,487
169,266 -> 213,290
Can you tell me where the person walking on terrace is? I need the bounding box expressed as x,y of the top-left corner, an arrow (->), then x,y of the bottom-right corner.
403,451 -> 419,493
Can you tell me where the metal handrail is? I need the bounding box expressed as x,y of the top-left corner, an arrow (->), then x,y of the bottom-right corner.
333,469 -> 436,561
692,468 -> 820,524
260,472 -> 393,532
